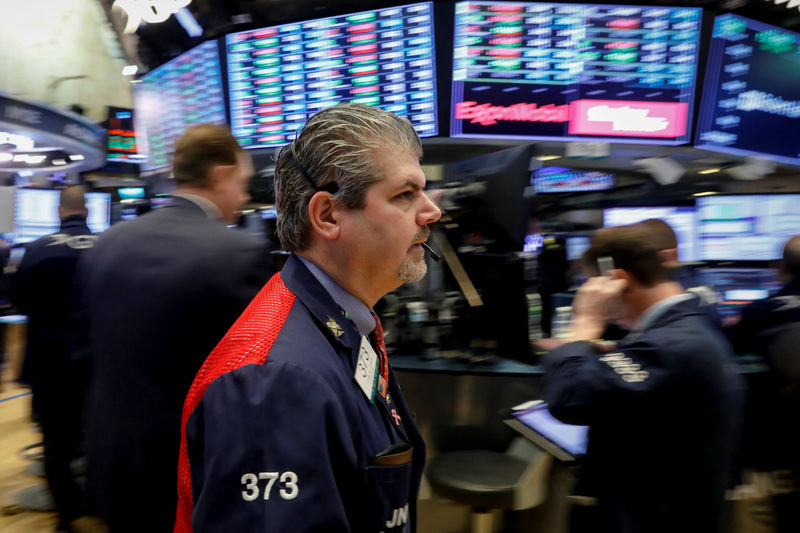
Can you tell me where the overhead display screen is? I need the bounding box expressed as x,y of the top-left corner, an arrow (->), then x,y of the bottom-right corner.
533,166 -> 614,192
696,195 -> 800,261
451,2 -> 701,144
106,107 -> 139,163
133,41 -> 227,171
226,2 -> 438,148
695,15 -> 800,166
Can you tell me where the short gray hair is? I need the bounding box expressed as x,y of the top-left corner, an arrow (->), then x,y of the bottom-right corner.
274,103 -> 422,252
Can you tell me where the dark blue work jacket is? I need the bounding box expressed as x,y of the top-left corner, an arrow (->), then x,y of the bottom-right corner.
543,298 -> 743,533
11,216 -> 96,385
176,255 -> 426,533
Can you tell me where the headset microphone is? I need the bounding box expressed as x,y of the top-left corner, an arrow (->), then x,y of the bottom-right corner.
420,242 -> 442,263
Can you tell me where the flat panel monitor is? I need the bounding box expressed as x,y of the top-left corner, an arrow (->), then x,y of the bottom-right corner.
106,107 -> 140,162
226,2 -> 438,148
604,206 -> 697,261
533,166 -> 614,193
117,187 -> 145,199
134,41 -> 227,171
86,192 -> 111,234
696,194 -> 800,261
696,267 -> 781,320
450,2 -> 701,144
695,15 -> 800,166
14,189 -> 59,244
14,189 -> 111,244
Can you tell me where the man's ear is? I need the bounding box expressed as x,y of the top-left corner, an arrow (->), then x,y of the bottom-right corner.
207,164 -> 235,190
308,191 -> 339,241
610,268 -> 633,292
657,248 -> 679,267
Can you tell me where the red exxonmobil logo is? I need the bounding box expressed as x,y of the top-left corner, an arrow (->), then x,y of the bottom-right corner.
455,101 -> 569,126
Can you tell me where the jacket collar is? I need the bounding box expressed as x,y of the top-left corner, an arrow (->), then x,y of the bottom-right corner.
60,215 -> 89,230
280,254 -> 362,352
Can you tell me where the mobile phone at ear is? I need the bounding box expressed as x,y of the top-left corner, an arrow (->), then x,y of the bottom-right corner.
597,256 -> 615,277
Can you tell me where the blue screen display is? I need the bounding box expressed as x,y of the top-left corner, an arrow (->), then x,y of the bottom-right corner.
226,2 -> 438,148
695,15 -> 800,165
134,41 -> 227,171
451,2 -> 702,144
533,166 -> 614,192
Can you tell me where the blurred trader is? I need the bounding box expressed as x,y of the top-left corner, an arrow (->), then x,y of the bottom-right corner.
637,217 -> 722,329
82,125 -> 272,533
542,222 -> 742,533
11,186 -> 97,533
174,104 -> 441,533
730,235 -> 800,533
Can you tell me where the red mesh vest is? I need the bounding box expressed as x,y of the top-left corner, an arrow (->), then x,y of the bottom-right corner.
174,274 -> 295,533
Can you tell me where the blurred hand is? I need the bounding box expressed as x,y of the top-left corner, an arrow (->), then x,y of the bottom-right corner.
534,337 -> 566,352
570,276 -> 628,341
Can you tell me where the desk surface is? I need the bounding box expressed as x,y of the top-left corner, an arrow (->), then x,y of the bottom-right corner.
391,352 -> 768,376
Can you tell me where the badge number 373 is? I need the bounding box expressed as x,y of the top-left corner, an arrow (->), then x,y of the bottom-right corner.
241,471 -> 299,502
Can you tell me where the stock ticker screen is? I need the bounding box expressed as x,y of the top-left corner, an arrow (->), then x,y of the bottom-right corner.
695,15 -> 800,166
133,41 -> 227,171
451,2 -> 701,144
226,2 -> 439,148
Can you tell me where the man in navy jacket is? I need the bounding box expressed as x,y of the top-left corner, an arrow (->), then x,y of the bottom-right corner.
12,186 -> 97,532
174,104 -> 441,533
82,125 -> 272,533
542,222 -> 742,533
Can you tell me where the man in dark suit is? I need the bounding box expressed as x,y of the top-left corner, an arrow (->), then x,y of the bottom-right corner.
11,186 -> 97,533
730,235 -> 800,533
543,222 -> 742,533
82,124 -> 273,533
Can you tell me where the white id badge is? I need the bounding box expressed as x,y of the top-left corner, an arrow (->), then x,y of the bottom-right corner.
355,336 -> 379,402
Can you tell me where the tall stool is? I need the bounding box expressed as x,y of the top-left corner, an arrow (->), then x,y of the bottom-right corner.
426,437 -> 552,533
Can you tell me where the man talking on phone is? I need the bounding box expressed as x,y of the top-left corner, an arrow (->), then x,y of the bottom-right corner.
542,221 -> 742,533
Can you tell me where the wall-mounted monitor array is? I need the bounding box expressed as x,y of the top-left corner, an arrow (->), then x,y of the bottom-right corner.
696,194 -> 800,261
533,166 -> 614,192
695,15 -> 800,166
226,1 -> 438,148
604,206 -> 697,261
13,189 -> 111,244
450,2 -> 701,144
133,40 -> 227,171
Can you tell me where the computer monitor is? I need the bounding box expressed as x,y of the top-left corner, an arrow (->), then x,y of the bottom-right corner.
603,206 -> 697,261
533,167 -> 614,193
695,15 -> 800,166
697,267 -> 781,320
134,40 -> 227,171
450,2 -> 702,144
86,192 -> 111,234
14,189 -> 59,244
226,2 -> 438,148
696,194 -> 800,261
13,189 -> 110,244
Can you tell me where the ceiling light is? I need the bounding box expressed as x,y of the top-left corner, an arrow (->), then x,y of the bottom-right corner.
0,152 -> 12,162
130,79 -> 142,84
26,155 -> 46,164
536,155 -> 561,161
69,154 -> 84,161
693,191 -> 718,197
13,154 -> 28,162
52,159 -> 67,166
122,65 -> 138,76
697,168 -> 721,175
